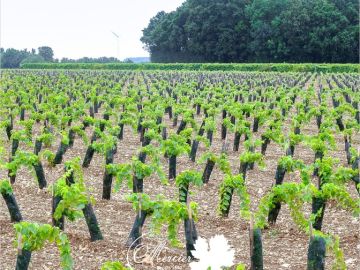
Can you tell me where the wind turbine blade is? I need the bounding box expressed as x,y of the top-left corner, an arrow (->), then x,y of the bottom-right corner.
111,31 -> 119,38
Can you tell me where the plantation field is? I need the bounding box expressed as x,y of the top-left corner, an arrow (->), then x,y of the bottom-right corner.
0,70 -> 359,270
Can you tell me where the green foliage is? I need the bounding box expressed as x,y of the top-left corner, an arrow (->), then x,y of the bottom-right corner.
161,132 -> 191,157
11,130 -> 32,144
53,178 -> 89,221
64,157 -> 84,183
141,0 -> 359,63
349,147 -> 359,163
198,151 -> 231,175
204,117 -> 216,131
14,222 -> 73,270
21,63 -> 360,73
101,261 -> 130,270
143,128 -> 162,142
41,149 -> 55,165
38,46 -> 54,62
132,158 -> 153,179
262,125 -> 284,144
255,183 -> 312,229
255,182 -> 360,229
60,131 -> 70,145
111,153 -> 167,192
7,151 -> 39,176
176,170 -> 203,201
1,48 -> 34,68
199,151 -> 218,163
107,163 -> 132,192
236,264 -> 246,270
217,153 -> 232,175
140,145 -> 167,184
288,132 -> 303,146
92,133 -> 117,155
239,151 -> 265,168
314,156 -> 358,186
70,125 -> 88,144
19,120 -> 35,139
325,235 -> 346,270
305,132 -> 336,154
218,174 -> 250,218
126,193 -> 198,246
316,183 -> 360,216
0,179 -> 13,195
311,231 -> 346,270
52,157 -> 90,221
175,170 -> 202,187
278,156 -> 305,172
37,132 -> 55,147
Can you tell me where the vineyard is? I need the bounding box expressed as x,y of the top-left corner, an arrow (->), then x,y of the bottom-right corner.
0,69 -> 359,270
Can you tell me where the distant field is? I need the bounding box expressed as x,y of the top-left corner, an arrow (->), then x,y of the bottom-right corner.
20,62 -> 360,73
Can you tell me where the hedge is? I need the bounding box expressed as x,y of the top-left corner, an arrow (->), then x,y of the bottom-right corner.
20,63 -> 360,73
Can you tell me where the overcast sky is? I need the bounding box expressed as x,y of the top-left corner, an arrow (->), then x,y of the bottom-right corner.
0,0 -> 185,60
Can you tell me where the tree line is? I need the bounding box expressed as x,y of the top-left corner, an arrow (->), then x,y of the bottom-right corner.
141,0 -> 359,63
0,46 -> 54,68
0,47 -> 126,68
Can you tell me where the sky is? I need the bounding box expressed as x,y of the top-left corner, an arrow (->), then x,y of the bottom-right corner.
0,0 -> 185,60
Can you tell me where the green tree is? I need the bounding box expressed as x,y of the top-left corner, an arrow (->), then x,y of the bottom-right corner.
38,46 -> 54,62
141,0 -> 359,63
0,48 -> 30,68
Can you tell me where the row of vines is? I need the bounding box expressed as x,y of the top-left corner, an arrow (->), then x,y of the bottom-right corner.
0,69 -> 359,269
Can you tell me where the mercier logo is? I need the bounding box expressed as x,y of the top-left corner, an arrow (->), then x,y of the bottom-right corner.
126,234 -> 235,270
126,233 -> 191,269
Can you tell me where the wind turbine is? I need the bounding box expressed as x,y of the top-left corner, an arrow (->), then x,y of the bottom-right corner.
111,31 -> 120,60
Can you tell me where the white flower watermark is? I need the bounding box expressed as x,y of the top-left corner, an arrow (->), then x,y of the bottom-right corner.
190,235 -> 235,270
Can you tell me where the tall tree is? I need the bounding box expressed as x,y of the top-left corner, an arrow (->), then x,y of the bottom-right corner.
38,46 -> 54,62
141,0 -> 359,63
0,48 -> 30,68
